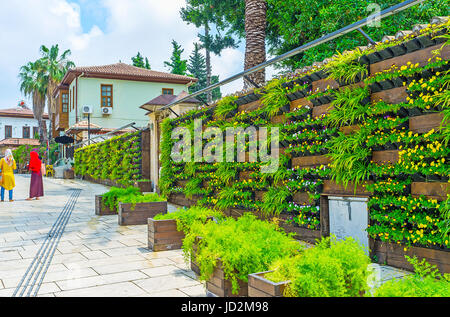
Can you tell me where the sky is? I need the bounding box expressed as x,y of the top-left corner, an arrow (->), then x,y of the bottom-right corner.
0,0 -> 277,111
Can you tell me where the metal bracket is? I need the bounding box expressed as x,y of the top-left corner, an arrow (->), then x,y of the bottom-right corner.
357,28 -> 376,45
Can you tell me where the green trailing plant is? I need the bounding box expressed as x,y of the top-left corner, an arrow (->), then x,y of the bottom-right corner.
182,213 -> 301,294
154,206 -> 225,233
326,86 -> 370,127
102,186 -> 142,211
119,193 -> 165,210
266,236 -> 371,297
214,95 -> 238,120
260,78 -> 290,119
262,186 -> 291,216
327,60 -> 368,84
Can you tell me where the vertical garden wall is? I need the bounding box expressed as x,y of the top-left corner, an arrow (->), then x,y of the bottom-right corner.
74,129 -> 150,187
159,21 -> 450,272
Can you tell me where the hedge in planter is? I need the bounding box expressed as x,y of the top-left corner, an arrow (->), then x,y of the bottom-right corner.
149,206 -> 225,252
182,213 -> 301,295
264,236 -> 371,297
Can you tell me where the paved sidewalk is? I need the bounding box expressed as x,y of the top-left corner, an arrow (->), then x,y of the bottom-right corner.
0,174 -> 206,297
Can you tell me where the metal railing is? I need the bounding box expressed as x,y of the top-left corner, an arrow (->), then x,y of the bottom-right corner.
155,0 -> 425,113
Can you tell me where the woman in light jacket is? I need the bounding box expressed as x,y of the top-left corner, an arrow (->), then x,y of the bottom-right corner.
0,149 -> 17,202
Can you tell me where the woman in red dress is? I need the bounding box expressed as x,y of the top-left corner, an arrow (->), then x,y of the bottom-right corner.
26,151 -> 44,200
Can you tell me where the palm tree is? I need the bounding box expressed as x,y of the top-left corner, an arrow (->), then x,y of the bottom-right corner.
39,44 -> 75,138
244,0 -> 267,89
18,60 -> 48,143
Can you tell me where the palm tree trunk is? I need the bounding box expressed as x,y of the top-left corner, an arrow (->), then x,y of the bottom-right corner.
205,23 -> 212,104
244,0 -> 267,89
33,91 -> 48,144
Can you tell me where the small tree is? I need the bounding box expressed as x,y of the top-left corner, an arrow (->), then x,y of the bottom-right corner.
132,52 -> 151,69
164,40 -> 188,75
187,43 -> 221,102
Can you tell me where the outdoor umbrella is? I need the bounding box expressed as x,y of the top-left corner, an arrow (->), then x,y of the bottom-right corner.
54,135 -> 74,144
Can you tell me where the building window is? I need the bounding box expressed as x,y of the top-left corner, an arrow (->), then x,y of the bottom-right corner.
69,89 -> 72,111
101,84 -> 113,107
33,127 -> 39,138
62,93 -> 69,113
162,88 -> 174,95
5,125 -> 12,138
23,126 -> 30,139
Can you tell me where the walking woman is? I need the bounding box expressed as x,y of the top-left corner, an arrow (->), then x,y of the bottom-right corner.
26,151 -> 44,200
0,149 -> 17,202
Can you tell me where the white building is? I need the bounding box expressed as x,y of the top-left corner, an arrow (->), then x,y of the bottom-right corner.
0,106 -> 49,155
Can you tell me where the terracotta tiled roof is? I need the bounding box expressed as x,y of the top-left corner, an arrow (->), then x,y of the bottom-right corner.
60,63 -> 198,86
0,107 -> 49,119
66,120 -> 102,134
0,138 -> 40,146
140,90 -> 200,109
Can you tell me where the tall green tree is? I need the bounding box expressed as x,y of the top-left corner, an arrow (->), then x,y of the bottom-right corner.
181,0 -> 238,102
18,60 -> 48,143
164,40 -> 188,75
203,0 -> 448,71
131,52 -> 151,69
187,43 -> 222,102
39,44 -> 75,139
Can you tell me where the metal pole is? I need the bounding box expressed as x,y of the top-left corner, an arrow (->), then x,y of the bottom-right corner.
157,0 -> 424,112
87,113 -> 91,146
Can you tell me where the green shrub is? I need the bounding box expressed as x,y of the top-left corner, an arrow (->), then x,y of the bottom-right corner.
154,206 -> 225,233
101,186 -> 165,211
373,256 -> 450,297
182,213 -> 301,294
266,236 -> 371,297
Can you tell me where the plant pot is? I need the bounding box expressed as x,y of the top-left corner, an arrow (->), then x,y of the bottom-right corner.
377,48 -> 394,61
407,107 -> 422,117
148,218 -> 185,251
286,93 -> 298,101
404,38 -> 422,53
309,71 -> 322,81
411,174 -> 426,182
366,52 -> 382,64
390,44 -> 407,57
416,34 -> 436,48
397,107 -> 409,117
369,82 -> 382,93
310,98 -> 321,107
358,55 -> 370,65
391,77 -> 404,88
426,174 -> 441,182
378,79 -> 395,90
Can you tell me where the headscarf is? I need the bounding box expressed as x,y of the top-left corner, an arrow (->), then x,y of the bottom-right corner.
4,149 -> 14,166
29,151 -> 42,173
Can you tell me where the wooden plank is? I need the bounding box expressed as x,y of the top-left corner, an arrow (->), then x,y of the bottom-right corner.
292,155 -> 330,168
248,286 -> 271,297
247,271 -> 288,297
290,98 -> 312,111
322,180 -> 372,196
95,195 -> 116,216
119,202 -> 167,226
411,182 -> 449,201
371,86 -> 407,104
293,192 -> 314,205
370,239 -> 450,274
238,100 -> 261,112
254,191 -> 266,202
312,78 -> 339,92
271,114 -> 288,124
239,171 -> 252,181
370,44 -> 450,74
312,103 -> 333,118
340,125 -> 360,135
320,195 -> 330,237
409,113 -> 444,134
371,150 -> 399,164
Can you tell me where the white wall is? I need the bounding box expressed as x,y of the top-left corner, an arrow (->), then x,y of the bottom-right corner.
0,116 -> 49,140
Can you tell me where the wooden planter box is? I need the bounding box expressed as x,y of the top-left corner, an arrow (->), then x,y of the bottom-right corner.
292,155 -> 330,168
168,193 -> 198,207
248,271 -> 289,297
134,180 -> 153,193
118,201 -> 167,226
371,150 -> 399,164
322,180 -> 372,196
370,239 -> 450,274
148,218 -> 185,251
206,260 -> 249,297
95,195 -> 116,216
411,182 -> 449,201
148,216 -> 214,252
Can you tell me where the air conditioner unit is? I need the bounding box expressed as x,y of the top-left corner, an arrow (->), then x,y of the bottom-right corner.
102,107 -> 113,115
82,105 -> 93,114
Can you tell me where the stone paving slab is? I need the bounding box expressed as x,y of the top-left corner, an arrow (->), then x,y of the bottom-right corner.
0,175 -> 204,297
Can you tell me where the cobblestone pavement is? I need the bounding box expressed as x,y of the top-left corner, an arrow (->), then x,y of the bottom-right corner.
0,174 -> 206,297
